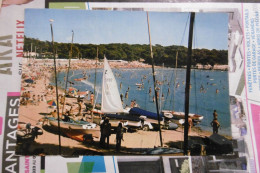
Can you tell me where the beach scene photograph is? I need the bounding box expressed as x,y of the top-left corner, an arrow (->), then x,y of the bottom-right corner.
16,9 -> 232,156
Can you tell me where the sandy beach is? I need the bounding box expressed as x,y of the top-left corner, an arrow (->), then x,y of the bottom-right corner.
17,58 -> 222,156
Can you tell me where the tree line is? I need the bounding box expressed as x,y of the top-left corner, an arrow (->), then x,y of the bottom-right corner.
24,37 -> 228,68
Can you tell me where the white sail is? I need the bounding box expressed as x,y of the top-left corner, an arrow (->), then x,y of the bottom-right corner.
101,56 -> 124,113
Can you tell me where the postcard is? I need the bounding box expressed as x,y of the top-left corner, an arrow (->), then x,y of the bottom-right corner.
14,8 -> 234,157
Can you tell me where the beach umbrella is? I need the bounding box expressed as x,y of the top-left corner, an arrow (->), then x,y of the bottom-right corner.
24,79 -> 34,83
47,100 -> 57,106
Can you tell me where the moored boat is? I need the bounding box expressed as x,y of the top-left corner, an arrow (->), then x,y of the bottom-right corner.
135,83 -> 143,86
46,117 -> 100,142
162,110 -> 204,122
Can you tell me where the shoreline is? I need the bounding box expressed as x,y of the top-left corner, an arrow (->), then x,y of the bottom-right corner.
24,58 -> 228,71
18,58 -> 231,155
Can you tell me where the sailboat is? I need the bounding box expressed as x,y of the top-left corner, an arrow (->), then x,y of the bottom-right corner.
162,110 -> 203,123
99,56 -> 145,130
90,56 -> 123,115
101,56 -> 124,113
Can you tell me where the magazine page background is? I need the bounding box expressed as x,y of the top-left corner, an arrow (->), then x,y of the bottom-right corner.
0,1 -> 45,172
242,4 -> 260,173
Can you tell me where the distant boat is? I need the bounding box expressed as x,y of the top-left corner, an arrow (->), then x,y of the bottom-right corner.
135,83 -> 143,86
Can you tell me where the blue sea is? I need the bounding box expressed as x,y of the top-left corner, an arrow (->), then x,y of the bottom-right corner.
54,68 -> 231,136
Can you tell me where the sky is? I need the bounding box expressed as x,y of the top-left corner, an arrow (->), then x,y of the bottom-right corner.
25,9 -> 228,50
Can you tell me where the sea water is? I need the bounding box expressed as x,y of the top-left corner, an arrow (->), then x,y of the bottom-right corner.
54,68 -> 231,136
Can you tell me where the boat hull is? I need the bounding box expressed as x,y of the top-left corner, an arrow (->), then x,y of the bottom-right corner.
162,110 -> 203,122
48,119 -> 100,142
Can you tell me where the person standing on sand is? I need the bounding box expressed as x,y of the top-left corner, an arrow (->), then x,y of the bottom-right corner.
213,110 -> 218,119
211,118 -> 220,134
103,119 -> 111,149
90,92 -> 94,105
116,123 -> 124,151
99,119 -> 106,148
77,95 -> 81,103
32,95 -> 36,103
37,95 -> 40,105
41,95 -> 44,101
78,101 -> 82,116
60,95 -> 65,105
24,91 -> 28,101
28,91 -> 31,101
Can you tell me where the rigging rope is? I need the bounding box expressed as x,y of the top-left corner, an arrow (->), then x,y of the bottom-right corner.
193,19 -> 198,115
159,63 -> 164,112
163,13 -> 190,111
192,20 -> 200,135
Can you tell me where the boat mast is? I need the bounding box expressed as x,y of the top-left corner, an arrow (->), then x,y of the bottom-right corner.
62,30 -> 74,115
173,51 -> 178,110
91,47 -> 98,122
49,19 -> 61,154
184,12 -> 195,155
146,12 -> 163,147
159,63 -> 164,112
